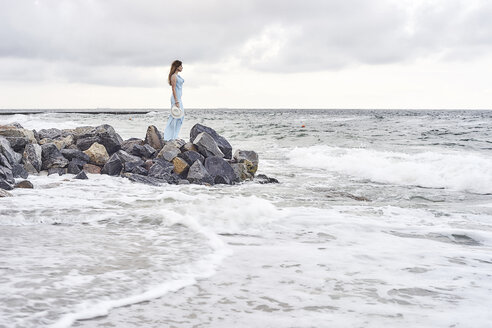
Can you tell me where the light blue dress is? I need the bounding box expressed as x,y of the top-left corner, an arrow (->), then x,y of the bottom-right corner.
164,74 -> 184,141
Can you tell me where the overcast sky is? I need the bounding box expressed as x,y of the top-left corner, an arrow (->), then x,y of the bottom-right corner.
0,0 -> 491,109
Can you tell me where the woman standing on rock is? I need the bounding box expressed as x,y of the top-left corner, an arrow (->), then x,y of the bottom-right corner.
164,60 -> 185,141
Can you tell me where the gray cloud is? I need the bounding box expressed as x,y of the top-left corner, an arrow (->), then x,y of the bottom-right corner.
0,0 -> 490,85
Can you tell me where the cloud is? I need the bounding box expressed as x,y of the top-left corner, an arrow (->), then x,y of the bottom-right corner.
0,0 -> 491,85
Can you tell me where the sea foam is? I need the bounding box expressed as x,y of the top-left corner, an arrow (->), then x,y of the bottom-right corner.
289,145 -> 492,194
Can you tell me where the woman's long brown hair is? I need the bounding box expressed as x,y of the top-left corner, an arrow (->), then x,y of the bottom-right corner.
168,60 -> 182,86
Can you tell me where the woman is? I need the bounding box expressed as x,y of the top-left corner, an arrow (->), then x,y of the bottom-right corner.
164,60 -> 184,141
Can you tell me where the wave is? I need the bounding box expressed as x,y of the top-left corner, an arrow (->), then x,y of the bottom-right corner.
289,145 -> 492,194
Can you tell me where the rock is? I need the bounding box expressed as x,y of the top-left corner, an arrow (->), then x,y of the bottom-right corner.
48,167 -> 66,176
231,163 -> 252,182
178,179 -> 190,185
52,135 -> 74,150
0,136 -> 22,166
67,161 -> 82,174
157,144 -> 180,162
172,157 -> 189,176
144,159 -> 154,171
83,164 -> 101,174
61,149 -> 90,162
121,138 -> 143,154
74,171 -> 88,180
101,153 -> 123,176
38,128 -> 62,140
204,156 -> 236,185
129,144 -> 156,159
70,158 -> 87,168
94,124 -> 123,154
0,189 -> 12,197
180,142 -> 197,153
144,125 -> 165,152
0,153 -> 12,169
0,178 -> 14,190
114,150 -> 144,166
76,136 -> 100,151
0,125 -> 37,151
12,164 -> 28,179
190,124 -> 233,159
187,160 -> 213,185
123,173 -> 165,186
83,142 -> 109,166
41,143 -> 69,170
234,150 -> 259,175
193,132 -> 224,158
165,139 -> 186,149
255,174 -> 279,184
23,143 -> 42,173
131,166 -> 148,176
148,161 -> 180,184
15,180 -> 34,189
178,150 -> 205,166
0,166 -> 15,185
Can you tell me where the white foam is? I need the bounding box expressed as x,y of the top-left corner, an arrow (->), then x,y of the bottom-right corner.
289,145 -> 492,194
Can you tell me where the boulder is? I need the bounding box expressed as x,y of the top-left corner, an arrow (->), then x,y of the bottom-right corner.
0,189 -> 12,197
144,125 -> 165,152
38,128 -> 62,140
123,173 -> 165,186
0,136 -> 22,166
187,160 -> 213,185
83,142 -> 109,166
0,166 -> 15,190
193,132 -> 224,158
144,159 -> 154,171
52,135 -> 74,150
23,143 -> 42,173
129,144 -> 156,159
148,162 -> 173,177
121,138 -> 143,153
76,136 -> 100,151
61,149 -> 90,162
0,125 -> 37,151
157,144 -> 180,162
74,171 -> 88,180
204,156 -> 236,185
67,161 -> 82,175
70,157 -> 87,168
0,153 -> 11,169
83,164 -> 101,174
12,164 -> 28,179
131,166 -> 148,176
165,139 -> 186,149
101,153 -> 123,176
48,167 -> 66,176
255,174 -> 279,184
190,124 -> 233,159
178,150 -> 204,166
94,124 -> 123,155
234,150 -> 259,175
115,150 -> 144,166
41,143 -> 69,170
180,142 -> 197,153
230,163 -> 252,182
0,178 -> 14,190
15,180 -> 34,189
172,157 -> 189,176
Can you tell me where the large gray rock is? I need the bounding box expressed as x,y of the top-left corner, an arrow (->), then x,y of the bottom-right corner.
12,164 -> 28,179
41,143 -> 69,170
61,148 -> 90,162
178,150 -> 204,166
187,160 -> 213,185
101,153 -> 123,176
0,166 -> 15,190
129,144 -> 156,159
6,137 -> 28,152
0,136 -> 22,166
38,128 -> 62,140
76,136 -> 100,151
204,156 -> 236,185
234,150 -> 259,175
94,124 -> 123,155
157,144 -> 180,162
0,125 -> 37,152
193,132 -> 224,158
230,163 -> 252,182
165,139 -> 186,149
74,171 -> 88,180
48,167 -> 66,176
121,138 -> 143,153
67,161 -> 82,174
0,153 -> 11,169
190,124 -> 233,159
23,143 -> 42,173
144,125 -> 165,152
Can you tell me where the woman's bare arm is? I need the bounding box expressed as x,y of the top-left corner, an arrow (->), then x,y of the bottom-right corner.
171,74 -> 179,107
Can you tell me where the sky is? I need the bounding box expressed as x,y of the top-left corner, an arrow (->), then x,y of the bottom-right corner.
0,0 -> 491,109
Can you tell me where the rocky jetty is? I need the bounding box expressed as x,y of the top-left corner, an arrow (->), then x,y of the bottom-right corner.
0,122 -> 276,193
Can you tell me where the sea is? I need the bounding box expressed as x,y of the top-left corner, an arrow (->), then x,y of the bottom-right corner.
0,108 -> 491,328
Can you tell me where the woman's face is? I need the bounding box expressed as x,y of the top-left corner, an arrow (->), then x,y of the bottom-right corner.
177,65 -> 183,72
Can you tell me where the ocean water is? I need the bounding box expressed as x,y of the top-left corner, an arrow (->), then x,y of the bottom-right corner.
1,109 -> 492,328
